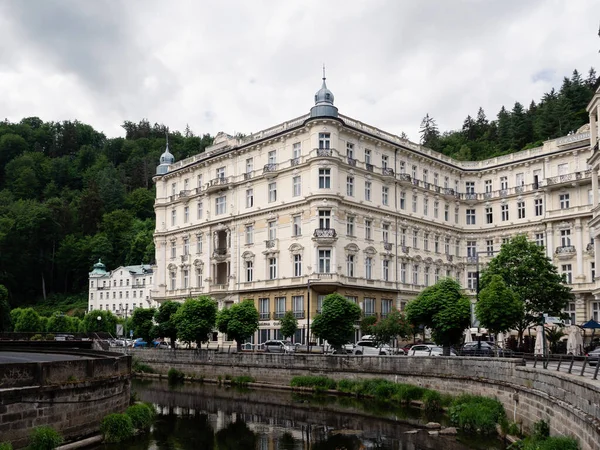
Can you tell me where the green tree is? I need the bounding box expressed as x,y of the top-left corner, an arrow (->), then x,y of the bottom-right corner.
370,310 -> 411,348
545,326 -> 566,354
14,307 -> 42,332
311,293 -> 361,353
46,314 -> 71,332
216,299 -> 259,351
405,278 -> 471,352
154,301 -> 181,347
476,275 -> 524,338
479,235 -> 573,347
82,310 -> 118,334
419,113 -> 440,150
359,315 -> 377,335
173,296 -> 217,347
279,310 -> 298,341
0,284 -> 10,332
130,307 -> 156,343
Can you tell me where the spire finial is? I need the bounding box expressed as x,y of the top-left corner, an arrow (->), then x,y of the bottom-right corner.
322,64 -> 326,81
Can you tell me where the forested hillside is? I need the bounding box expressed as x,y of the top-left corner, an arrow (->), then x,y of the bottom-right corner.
420,68 -> 598,160
0,118 -> 212,307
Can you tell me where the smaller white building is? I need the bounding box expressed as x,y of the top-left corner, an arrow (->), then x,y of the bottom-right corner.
88,260 -> 156,317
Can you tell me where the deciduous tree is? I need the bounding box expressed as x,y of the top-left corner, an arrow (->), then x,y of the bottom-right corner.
311,293 -> 361,352
216,299 -> 259,351
370,310 -> 411,348
279,311 -> 298,341
479,235 -> 573,347
154,301 -> 181,347
14,307 -> 42,332
82,309 -> 118,334
476,275 -> 524,337
173,296 -> 217,347
405,278 -> 471,353
130,308 -> 156,343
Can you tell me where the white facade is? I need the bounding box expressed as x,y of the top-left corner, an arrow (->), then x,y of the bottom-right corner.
152,79 -> 600,344
88,260 -> 156,317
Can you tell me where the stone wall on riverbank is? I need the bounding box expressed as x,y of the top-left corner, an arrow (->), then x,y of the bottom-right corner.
0,350 -> 131,449
127,349 -> 600,450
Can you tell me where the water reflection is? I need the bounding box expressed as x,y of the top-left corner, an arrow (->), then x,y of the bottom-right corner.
96,379 -> 503,450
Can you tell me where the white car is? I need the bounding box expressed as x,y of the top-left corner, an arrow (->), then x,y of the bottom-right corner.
348,340 -> 401,356
407,344 -> 457,356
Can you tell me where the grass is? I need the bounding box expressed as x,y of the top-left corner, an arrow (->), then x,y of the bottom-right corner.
100,414 -> 134,443
27,426 -> 62,450
125,403 -> 156,430
448,394 -> 506,434
167,368 -> 185,384
132,358 -> 155,374
230,375 -> 255,387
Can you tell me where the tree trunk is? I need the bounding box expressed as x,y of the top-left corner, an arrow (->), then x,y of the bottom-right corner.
41,271 -> 47,301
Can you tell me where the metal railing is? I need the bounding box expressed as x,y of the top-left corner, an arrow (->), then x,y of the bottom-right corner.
263,163 -> 277,174
366,163 -> 374,172
347,157 -> 357,166
316,148 -> 333,157
555,245 -> 576,254
313,228 -> 337,238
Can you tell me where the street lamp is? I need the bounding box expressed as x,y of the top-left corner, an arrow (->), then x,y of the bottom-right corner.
306,278 -> 320,354
96,315 -> 102,332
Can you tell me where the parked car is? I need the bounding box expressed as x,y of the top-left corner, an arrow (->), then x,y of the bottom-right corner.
586,347 -> 600,365
132,338 -> 148,348
460,341 -> 513,357
263,340 -> 296,353
54,334 -> 75,341
407,344 -> 457,356
153,340 -> 171,349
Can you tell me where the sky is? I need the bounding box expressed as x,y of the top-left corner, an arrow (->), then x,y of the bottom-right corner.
0,0 -> 598,142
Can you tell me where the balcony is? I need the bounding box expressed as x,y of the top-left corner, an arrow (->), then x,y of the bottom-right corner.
290,157 -> 300,166
243,172 -> 252,180
401,246 -> 410,254
555,245 -> 576,260
293,311 -> 305,319
316,148 -> 333,157
466,256 -> 478,264
464,193 -> 477,202
382,167 -> 394,177
443,188 -> 455,198
273,311 -> 285,320
398,173 -> 412,184
383,242 -> 393,251
212,248 -> 229,261
210,283 -> 229,291
544,171 -> 591,189
347,157 -> 357,166
366,163 -> 374,172
259,312 -> 270,321
263,163 -> 278,178
204,177 -> 230,193
313,228 -> 337,243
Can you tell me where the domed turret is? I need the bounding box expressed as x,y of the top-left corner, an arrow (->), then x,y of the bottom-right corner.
90,259 -> 107,275
310,66 -> 338,119
156,134 -> 175,175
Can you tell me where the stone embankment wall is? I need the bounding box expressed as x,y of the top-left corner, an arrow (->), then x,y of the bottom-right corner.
0,350 -> 131,449
129,349 -> 600,450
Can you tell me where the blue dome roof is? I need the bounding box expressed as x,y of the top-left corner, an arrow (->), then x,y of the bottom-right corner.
310,73 -> 338,119
314,78 -> 334,105
156,139 -> 175,175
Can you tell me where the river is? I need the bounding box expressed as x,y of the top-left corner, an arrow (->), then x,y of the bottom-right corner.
94,379 -> 505,450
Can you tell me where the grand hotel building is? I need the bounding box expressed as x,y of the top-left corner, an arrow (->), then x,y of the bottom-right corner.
152,77 -> 600,345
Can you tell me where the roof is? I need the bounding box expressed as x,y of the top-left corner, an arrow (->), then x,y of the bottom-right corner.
121,264 -> 154,275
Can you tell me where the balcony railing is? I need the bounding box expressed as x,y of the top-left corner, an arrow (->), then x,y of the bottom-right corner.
293,311 -> 305,319
347,157 -> 357,166
263,163 -> 277,174
555,245 -> 576,254
363,312 -> 377,318
213,248 -> 228,258
366,163 -> 374,172
205,177 -> 230,191
383,242 -> 393,251
398,173 -> 412,182
243,172 -> 252,180
401,246 -> 410,254
290,157 -> 300,166
259,312 -> 270,321
382,167 -> 394,176
313,228 -> 337,238
273,311 -> 285,320
466,256 -> 478,264
316,148 -> 333,157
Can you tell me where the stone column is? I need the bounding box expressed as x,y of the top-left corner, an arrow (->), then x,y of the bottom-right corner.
575,219 -> 584,281
575,295 -> 586,326
545,222 -> 554,258
593,169 -> 599,208
591,113 -> 597,148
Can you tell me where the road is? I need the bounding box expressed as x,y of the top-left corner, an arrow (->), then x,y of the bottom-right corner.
0,351 -> 94,363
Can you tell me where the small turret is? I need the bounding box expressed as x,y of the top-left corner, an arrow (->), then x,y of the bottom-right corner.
310,66 -> 338,119
156,132 -> 175,175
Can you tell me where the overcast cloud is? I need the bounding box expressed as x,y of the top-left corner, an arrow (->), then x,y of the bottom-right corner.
0,0 -> 598,141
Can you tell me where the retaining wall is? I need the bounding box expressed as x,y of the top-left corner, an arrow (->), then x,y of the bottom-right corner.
129,349 -> 600,450
0,350 -> 131,449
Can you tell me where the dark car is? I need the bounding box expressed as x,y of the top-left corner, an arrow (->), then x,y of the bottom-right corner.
460,341 -> 512,357
586,347 -> 600,365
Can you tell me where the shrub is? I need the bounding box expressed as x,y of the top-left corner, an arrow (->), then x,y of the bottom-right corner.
132,359 -> 155,374
30,334 -> 43,341
28,426 -> 63,450
290,376 -> 336,391
44,334 -> 55,341
422,389 -> 442,414
125,403 -> 156,430
448,394 -> 506,434
231,376 -> 255,387
336,379 -> 361,394
100,413 -> 134,443
533,419 -> 550,441
167,368 -> 185,384
519,436 -> 580,450
0,443 -> 12,450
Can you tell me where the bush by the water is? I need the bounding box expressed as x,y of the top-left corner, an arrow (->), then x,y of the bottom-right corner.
0,443 -> 12,450
132,358 -> 155,374
290,376 -> 337,391
448,394 -> 506,434
125,403 -> 156,430
100,413 -> 134,443
509,419 -> 579,450
422,389 -> 442,413
27,426 -> 63,450
167,368 -> 185,384
230,375 -> 255,387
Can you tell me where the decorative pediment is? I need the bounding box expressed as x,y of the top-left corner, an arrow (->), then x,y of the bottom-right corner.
364,246 -> 377,256
241,251 -> 255,262
345,243 -> 360,255
167,263 -> 177,271
193,259 -> 204,270
289,243 -> 304,255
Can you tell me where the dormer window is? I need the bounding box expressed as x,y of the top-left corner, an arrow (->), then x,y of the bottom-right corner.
325,93 -> 330,100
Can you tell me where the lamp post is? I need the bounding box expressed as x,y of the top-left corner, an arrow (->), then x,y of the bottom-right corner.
96,315 -> 102,332
306,278 -> 320,354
